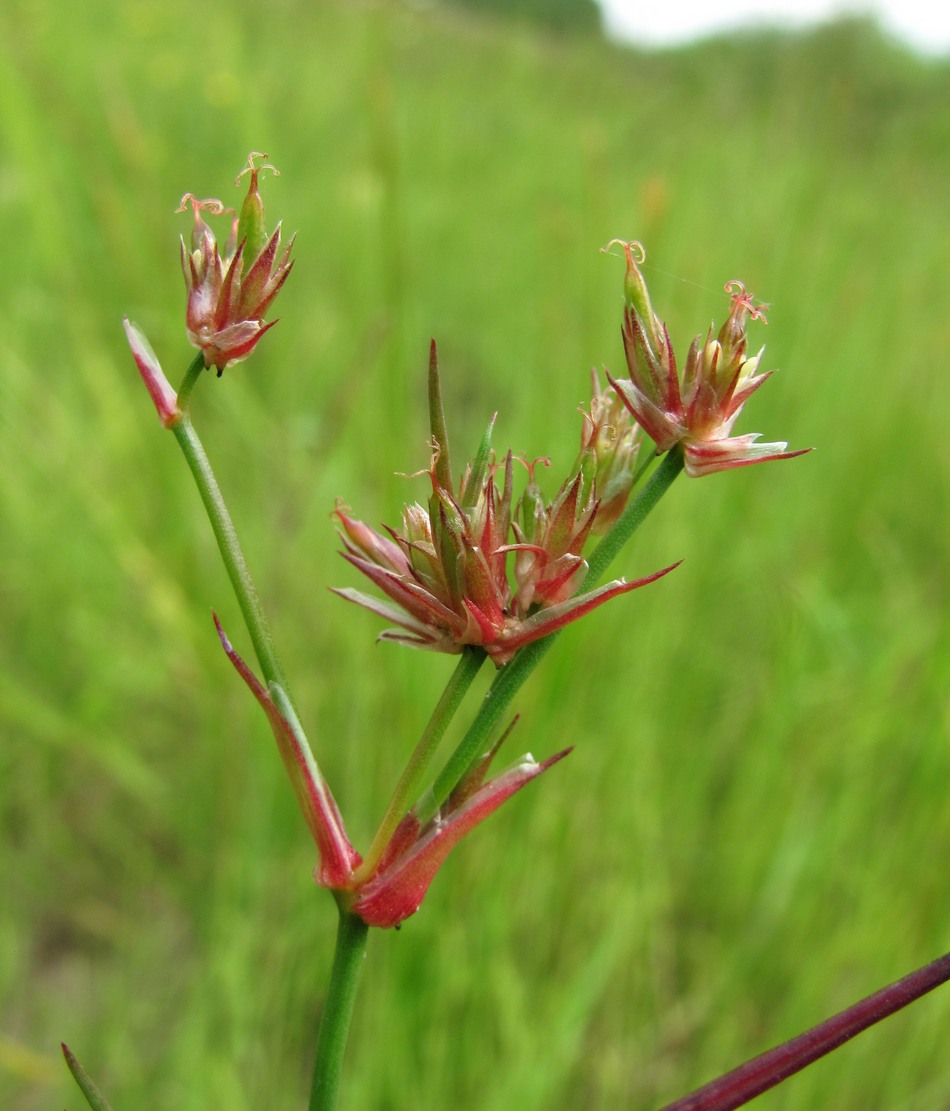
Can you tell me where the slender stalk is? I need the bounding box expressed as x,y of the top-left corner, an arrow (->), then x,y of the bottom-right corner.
418,447 -> 685,821
171,409 -> 290,694
175,350 -> 205,410
309,905 -> 370,1111
585,445 -> 684,586
168,363 -> 364,1110
659,950 -> 950,1111
354,646 -> 486,885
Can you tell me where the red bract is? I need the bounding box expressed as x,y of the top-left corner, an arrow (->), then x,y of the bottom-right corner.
604,240 -> 809,476
352,744 -> 571,928
179,153 -> 294,373
216,616 -> 570,928
123,318 -> 180,427
215,617 -> 361,888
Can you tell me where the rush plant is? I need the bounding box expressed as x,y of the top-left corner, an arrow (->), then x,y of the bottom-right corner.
62,155 -> 950,1110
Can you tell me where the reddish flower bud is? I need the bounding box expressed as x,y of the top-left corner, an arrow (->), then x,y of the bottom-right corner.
123,318 -> 180,427
178,153 -> 294,374
604,242 -> 809,476
575,370 -> 642,533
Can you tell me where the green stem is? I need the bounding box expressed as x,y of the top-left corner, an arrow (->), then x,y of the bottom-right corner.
176,351 -> 205,410
585,445 -> 684,585
417,637 -> 555,824
419,446 -> 685,822
170,410 -> 289,694
168,358 -> 366,1111
309,906 -> 370,1111
355,646 -> 486,884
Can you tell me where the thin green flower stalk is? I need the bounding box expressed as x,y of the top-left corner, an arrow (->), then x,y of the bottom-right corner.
120,329 -> 289,690
124,321 -> 362,889
354,645 -> 486,886
173,379 -> 289,691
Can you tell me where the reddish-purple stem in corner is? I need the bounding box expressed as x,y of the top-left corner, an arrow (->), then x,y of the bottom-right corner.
659,950 -> 950,1111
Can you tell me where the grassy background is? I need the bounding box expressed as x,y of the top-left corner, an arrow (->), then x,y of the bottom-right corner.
2,1 -> 950,1108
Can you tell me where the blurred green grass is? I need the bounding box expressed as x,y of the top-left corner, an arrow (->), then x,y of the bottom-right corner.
2,1 -> 949,1108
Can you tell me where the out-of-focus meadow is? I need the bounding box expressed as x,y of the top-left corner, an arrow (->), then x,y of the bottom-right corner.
2,1 -> 949,1108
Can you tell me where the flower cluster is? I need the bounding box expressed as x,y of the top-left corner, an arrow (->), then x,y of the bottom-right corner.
124,155 -> 295,428
604,239 -> 808,476
179,152 -> 294,373
125,159 -> 577,931
333,343 -> 673,666
125,182 -> 808,933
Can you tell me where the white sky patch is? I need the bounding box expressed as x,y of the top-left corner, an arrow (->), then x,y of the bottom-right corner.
598,0 -> 950,56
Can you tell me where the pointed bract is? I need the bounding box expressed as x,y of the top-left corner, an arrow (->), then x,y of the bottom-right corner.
123,318 -> 180,427
353,747 -> 571,927
215,617 -> 571,928
62,1044 -> 115,1111
684,434 -> 811,477
214,616 -> 361,887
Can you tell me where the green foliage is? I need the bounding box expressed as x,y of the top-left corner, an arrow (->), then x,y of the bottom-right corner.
442,0 -> 601,35
1,2 -> 949,1109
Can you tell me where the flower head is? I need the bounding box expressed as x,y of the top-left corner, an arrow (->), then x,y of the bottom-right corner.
179,152 -> 295,373
510,458 -> 598,614
604,240 -> 809,476
333,342 -> 677,665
